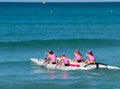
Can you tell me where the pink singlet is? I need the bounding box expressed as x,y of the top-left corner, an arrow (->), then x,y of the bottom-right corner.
89,56 -> 95,61
49,54 -> 56,61
63,58 -> 69,63
75,54 -> 82,59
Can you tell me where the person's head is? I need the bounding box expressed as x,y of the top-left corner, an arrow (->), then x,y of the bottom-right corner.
75,49 -> 80,53
88,50 -> 93,56
48,50 -> 53,54
62,53 -> 66,57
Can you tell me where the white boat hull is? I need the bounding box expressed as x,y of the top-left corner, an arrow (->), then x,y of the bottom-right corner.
30,58 -> 120,70
30,58 -> 82,70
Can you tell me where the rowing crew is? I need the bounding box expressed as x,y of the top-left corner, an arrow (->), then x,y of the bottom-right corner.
44,49 -> 96,66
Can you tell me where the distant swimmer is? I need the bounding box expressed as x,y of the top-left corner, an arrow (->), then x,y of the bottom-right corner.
85,50 -> 96,64
72,49 -> 84,63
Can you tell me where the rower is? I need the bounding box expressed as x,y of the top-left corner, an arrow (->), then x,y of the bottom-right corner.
72,49 -> 84,63
44,50 -> 57,64
56,53 -> 70,66
85,50 -> 96,64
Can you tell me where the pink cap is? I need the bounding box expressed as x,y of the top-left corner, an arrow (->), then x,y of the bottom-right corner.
76,49 -> 80,52
88,50 -> 92,54
62,53 -> 65,56
48,50 -> 53,54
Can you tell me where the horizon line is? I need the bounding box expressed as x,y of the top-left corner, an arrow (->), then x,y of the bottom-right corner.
0,1 -> 120,2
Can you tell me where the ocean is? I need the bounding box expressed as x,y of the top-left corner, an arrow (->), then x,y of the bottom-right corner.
0,2 -> 120,89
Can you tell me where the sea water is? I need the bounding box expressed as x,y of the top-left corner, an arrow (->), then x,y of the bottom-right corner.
0,2 -> 120,89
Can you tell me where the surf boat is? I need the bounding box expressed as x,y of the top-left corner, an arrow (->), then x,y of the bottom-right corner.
30,58 -> 120,70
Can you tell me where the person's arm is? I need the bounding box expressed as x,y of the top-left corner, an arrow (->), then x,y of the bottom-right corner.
45,52 -> 49,55
43,56 -> 49,64
56,58 -> 63,66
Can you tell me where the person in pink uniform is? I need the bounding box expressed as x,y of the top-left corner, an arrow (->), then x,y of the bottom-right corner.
44,50 -> 57,64
85,50 -> 96,64
57,53 -> 70,66
72,49 -> 84,63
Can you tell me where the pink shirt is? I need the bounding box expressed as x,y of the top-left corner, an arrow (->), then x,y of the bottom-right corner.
63,57 -> 69,63
75,54 -> 82,59
49,54 -> 56,61
89,56 -> 95,61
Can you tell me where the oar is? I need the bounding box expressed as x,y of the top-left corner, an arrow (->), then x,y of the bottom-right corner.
43,52 -> 49,65
43,58 -> 48,65
55,59 -> 62,69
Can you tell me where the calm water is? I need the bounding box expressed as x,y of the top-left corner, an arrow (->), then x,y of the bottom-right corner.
0,2 -> 120,89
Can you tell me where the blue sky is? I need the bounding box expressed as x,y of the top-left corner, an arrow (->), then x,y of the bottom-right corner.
0,0 -> 120,2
